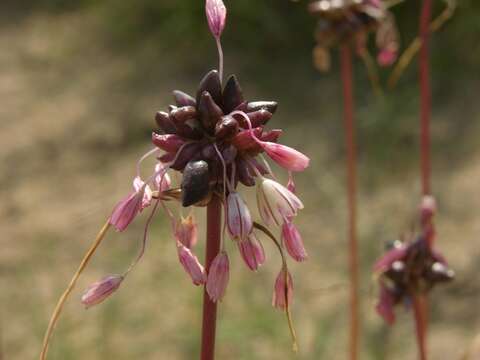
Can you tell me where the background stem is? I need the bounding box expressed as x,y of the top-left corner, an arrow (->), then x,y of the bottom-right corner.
420,0 -> 433,197
340,44 -> 359,360
200,195 -> 222,360
413,295 -> 428,360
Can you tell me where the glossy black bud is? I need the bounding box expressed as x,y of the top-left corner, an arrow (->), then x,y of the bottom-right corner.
155,111 -> 176,134
181,160 -> 211,207
196,70 -> 222,107
198,91 -> 224,131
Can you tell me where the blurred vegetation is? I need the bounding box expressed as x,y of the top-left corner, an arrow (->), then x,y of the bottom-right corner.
1,1 -> 480,359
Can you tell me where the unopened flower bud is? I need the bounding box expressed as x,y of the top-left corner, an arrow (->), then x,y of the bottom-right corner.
174,214 -> 198,248
222,75 -> 244,113
173,90 -> 196,107
261,142 -> 310,172
205,0 -> 227,38
81,275 -> 123,309
152,133 -> 185,153
272,268 -> 293,310
227,192 -> 252,241
215,115 -> 239,141
282,221 -> 308,262
238,233 -> 266,271
177,244 -> 207,285
206,251 -> 230,302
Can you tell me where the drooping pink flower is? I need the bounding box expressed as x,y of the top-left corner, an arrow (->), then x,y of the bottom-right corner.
272,268 -> 294,310
177,244 -> 206,285
133,177 -> 153,209
375,283 -> 396,325
205,0 -> 227,38
260,142 -> 310,172
174,214 -> 198,249
110,188 -> 146,232
237,233 -> 266,271
153,163 -> 171,193
226,192 -> 253,241
377,48 -> 398,67
81,275 -> 124,309
206,251 -> 230,302
256,178 -> 304,226
282,221 -> 308,262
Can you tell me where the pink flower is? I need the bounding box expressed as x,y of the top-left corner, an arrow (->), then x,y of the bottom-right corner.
174,214 -> 198,249
287,173 -> 296,194
238,233 -> 266,271
110,188 -> 146,232
177,244 -> 206,285
81,275 -> 123,309
205,0 -> 227,37
133,177 -> 153,209
377,49 -> 398,67
260,142 -> 310,172
153,163 -> 171,193
272,268 -> 293,310
256,178 -> 304,226
376,284 -> 396,325
226,192 -> 253,241
206,251 -> 229,302
282,221 -> 308,262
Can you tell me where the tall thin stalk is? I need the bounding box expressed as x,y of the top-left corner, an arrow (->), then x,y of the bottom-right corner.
200,195 -> 222,360
415,0 -> 433,358
340,44 -> 359,360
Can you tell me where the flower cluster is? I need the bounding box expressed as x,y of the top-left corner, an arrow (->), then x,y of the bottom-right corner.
81,0 -> 310,323
307,0 -> 399,71
373,196 -> 454,324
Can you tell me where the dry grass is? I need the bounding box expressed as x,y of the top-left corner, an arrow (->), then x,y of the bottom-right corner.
1,10 -> 479,360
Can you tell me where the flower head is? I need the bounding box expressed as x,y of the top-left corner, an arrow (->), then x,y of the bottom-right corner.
206,251 -> 230,302
81,275 -> 124,309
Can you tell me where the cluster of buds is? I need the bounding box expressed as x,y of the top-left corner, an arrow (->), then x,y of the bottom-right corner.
81,0 -> 310,337
307,0 -> 399,71
373,196 -> 454,324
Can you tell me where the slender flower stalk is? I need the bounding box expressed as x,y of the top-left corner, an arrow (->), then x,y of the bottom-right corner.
201,195 -> 222,360
340,44 -> 360,360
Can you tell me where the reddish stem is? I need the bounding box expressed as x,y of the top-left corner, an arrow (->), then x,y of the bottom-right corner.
412,295 -> 428,360
419,0 -> 433,196
200,195 -> 222,360
340,44 -> 359,360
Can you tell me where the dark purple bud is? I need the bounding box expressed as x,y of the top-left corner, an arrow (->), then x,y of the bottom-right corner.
159,152 -> 175,163
171,143 -> 202,171
155,111 -> 177,134
236,157 -> 255,187
181,160 -> 211,207
170,106 -> 197,123
173,90 -> 196,107
199,91 -> 224,130
196,70 -> 222,107
246,101 -> 278,114
152,133 -> 185,153
223,75 -> 244,114
201,143 -> 217,160
248,158 -> 268,176
243,110 -> 272,128
221,144 -> 238,164
234,101 -> 248,112
215,115 -> 239,141
175,121 -> 203,140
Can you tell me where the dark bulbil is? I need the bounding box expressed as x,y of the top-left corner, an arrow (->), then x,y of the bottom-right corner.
153,70 -> 280,207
